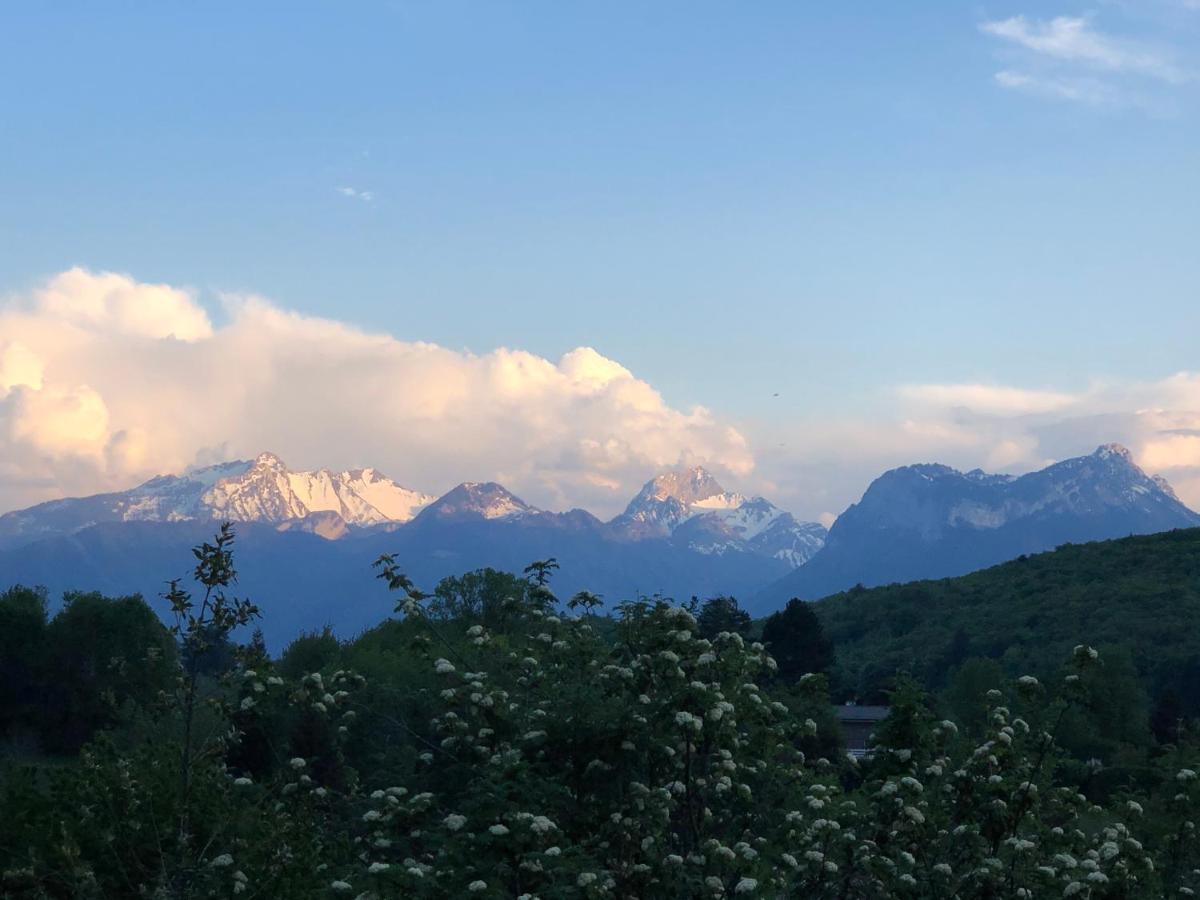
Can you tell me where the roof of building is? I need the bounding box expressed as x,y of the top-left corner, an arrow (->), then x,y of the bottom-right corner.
833,705 -> 889,723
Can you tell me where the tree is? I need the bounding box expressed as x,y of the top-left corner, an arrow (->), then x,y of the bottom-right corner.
162,522 -> 260,889
0,586 -> 48,747
278,627 -> 342,681
568,590 -> 604,615
943,657 -> 1006,737
43,590 -> 176,753
761,598 -> 833,679
428,568 -> 531,630
696,595 -> 751,640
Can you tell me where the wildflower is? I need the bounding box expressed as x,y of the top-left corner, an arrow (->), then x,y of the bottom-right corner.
434,658 -> 456,675
330,882 -> 352,892
675,711 -> 702,732
367,862 -> 390,874
489,824 -> 510,836
734,878 -> 758,893
210,854 -> 234,867
444,813 -> 467,831
530,815 -> 556,834
233,776 -> 252,786
578,872 -> 597,886
289,757 -> 306,769
468,881 -> 487,891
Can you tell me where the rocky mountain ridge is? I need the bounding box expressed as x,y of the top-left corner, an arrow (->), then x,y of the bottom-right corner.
0,457 -> 827,568
751,443 -> 1200,612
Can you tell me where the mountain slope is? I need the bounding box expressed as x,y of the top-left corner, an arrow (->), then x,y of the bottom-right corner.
752,444 -> 1200,613
0,459 -> 817,645
0,517 -> 790,648
812,526 -> 1200,715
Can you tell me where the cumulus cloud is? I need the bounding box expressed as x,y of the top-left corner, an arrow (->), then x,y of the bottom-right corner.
755,374 -> 1200,521
0,268 -> 752,517
7,268 -> 1200,526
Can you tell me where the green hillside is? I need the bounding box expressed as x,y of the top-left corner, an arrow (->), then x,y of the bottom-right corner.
815,527 -> 1200,713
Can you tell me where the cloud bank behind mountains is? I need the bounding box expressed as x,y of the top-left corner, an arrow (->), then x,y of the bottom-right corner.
0,268 -> 752,517
4,268 -> 1200,525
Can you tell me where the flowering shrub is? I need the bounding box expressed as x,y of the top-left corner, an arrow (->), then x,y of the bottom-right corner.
3,529 -> 1200,898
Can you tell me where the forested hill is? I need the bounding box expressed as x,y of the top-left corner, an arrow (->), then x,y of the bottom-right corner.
816,526 -> 1200,710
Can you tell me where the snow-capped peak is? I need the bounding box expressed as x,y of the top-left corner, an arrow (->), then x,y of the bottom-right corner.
196,453 -> 435,526
620,466 -> 743,525
253,451 -> 288,470
0,453 -> 435,542
610,466 -> 827,567
417,482 -> 535,522
1094,442 -> 1134,463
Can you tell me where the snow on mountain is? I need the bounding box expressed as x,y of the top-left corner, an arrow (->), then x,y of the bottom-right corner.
413,482 -> 535,523
0,452 -> 435,546
200,453 -> 435,526
752,443 -> 1200,611
612,466 -> 826,567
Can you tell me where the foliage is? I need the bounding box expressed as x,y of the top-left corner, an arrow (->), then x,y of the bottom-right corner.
815,528 -> 1200,717
696,595 -> 752,640
761,598 -> 834,681
0,585 -> 176,757
4,528 -> 1200,897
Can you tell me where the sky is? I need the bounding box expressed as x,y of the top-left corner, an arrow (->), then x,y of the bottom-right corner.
2,1 -> 1200,522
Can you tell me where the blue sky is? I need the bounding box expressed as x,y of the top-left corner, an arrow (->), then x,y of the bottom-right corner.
2,2 -> 1200,518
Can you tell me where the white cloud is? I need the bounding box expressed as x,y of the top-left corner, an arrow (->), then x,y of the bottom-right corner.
7,269 -> 1200,526
336,186 -> 374,202
981,15 -> 1185,81
980,13 -> 1189,110
897,382 -> 1079,416
0,268 -> 753,517
1141,433 -> 1200,470
993,70 -> 1135,107
756,374 -> 1200,518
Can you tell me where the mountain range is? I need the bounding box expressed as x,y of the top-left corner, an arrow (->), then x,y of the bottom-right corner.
1,443 -> 1196,644
0,456 -> 824,645
749,443 -> 1200,613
